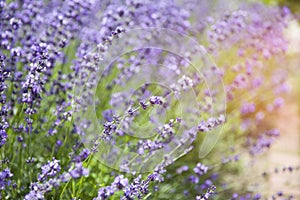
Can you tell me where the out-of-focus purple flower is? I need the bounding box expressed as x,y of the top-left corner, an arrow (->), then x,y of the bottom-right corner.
189,175 -> 199,184
240,102 -> 256,115
176,165 -> 189,174
69,162 -> 89,179
0,168 -> 13,190
197,114 -> 225,132
201,179 -> 213,190
112,175 -> 129,190
248,129 -> 280,155
0,129 -> 7,147
253,193 -> 262,200
72,148 -> 90,162
232,193 -> 239,199
273,97 -> 284,109
56,140 -> 62,147
59,172 -> 71,183
194,163 -> 208,176
94,186 -> 115,200
79,148 -> 90,160
102,109 -> 115,122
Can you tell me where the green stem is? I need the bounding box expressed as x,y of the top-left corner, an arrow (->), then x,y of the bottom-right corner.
74,155 -> 93,197
59,179 -> 72,199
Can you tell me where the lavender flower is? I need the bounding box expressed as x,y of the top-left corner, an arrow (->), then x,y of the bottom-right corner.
112,175 -> 129,190
0,168 -> 13,190
194,163 -> 208,176
38,158 -> 61,181
95,186 -> 115,200
248,129 -> 280,155
0,129 -> 7,147
69,162 -> 89,179
149,96 -> 164,105
176,165 -> 189,174
0,0 -> 296,199
25,178 -> 61,200
196,185 -> 216,200
197,115 -> 225,132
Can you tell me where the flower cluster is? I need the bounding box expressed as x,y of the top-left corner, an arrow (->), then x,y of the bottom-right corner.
196,185 -> 216,200
38,158 -> 61,181
0,168 -> 13,191
247,129 -> 280,155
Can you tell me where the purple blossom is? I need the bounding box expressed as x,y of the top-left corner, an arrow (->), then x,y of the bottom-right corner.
72,148 -> 90,163
0,168 -> 13,190
196,185 -> 216,200
248,129 -> 280,155
112,175 -> 129,190
149,96 -> 164,105
102,109 -> 115,122
273,97 -> 284,108
197,115 -> 225,132
253,193 -> 262,200
189,175 -> 199,184
94,186 -> 115,200
25,178 -> 61,200
194,163 -> 208,176
0,129 -> 7,147
38,158 -> 61,181
240,102 -> 256,115
69,162 -> 89,179
176,165 -> 189,174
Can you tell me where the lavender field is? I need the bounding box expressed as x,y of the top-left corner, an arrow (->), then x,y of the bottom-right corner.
0,0 -> 299,199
